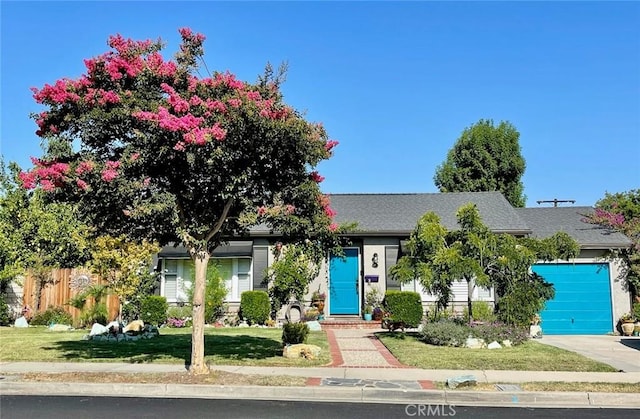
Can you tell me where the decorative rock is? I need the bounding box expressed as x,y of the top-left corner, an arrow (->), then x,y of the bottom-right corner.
502,340 -> 512,348
306,320 -> 322,331
48,324 -> 72,332
106,321 -> 121,334
14,316 -> 29,328
123,320 -> 144,334
90,323 -> 109,336
446,375 -> 477,389
529,325 -> 542,338
283,344 -> 321,359
487,341 -> 502,349
239,321 -> 249,327
465,337 -> 485,349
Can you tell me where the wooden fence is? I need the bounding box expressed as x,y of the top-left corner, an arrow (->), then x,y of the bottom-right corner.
22,268 -> 120,324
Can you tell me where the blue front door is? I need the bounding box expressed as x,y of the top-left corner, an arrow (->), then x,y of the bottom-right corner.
532,263 -> 613,335
329,248 -> 359,315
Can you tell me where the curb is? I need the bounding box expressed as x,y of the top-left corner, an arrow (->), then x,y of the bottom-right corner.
2,381 -> 640,408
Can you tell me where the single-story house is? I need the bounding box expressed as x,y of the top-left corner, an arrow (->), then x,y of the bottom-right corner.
155,191 -> 633,334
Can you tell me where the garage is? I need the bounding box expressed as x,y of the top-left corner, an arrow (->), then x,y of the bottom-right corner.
532,263 -> 613,335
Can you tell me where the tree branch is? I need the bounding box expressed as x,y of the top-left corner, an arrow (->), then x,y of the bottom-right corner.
205,196 -> 234,243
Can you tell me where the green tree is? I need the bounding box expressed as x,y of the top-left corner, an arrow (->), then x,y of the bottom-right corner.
585,190 -> 640,299
90,235 -> 160,321
1,162 -> 90,311
434,119 -> 527,207
391,204 -> 579,326
20,29 -> 340,374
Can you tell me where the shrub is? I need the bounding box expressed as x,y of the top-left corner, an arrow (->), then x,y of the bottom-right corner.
471,322 -> 529,346
141,295 -> 168,326
166,317 -> 190,328
383,291 -> 423,327
120,272 -> 159,323
420,320 -> 471,347
282,322 -> 309,345
30,306 -> 73,326
495,273 -> 555,327
79,303 -> 108,326
633,302 -> 640,322
0,295 -> 11,326
240,291 -> 270,325
463,301 -> 497,323
166,305 -> 192,320
186,261 -> 228,324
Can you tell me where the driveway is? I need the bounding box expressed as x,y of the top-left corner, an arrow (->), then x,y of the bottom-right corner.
538,335 -> 640,372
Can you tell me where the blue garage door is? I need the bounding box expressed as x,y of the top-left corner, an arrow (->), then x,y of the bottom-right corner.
532,263 -> 612,335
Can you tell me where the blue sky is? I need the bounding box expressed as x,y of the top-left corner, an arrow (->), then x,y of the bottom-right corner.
2,1 -> 639,207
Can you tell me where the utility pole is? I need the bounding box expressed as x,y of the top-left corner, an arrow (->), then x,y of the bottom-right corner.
536,199 -> 576,207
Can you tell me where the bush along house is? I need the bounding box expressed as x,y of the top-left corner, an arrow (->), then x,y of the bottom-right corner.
154,191 -> 633,334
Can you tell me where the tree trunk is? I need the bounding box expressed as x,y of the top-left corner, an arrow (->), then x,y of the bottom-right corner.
189,249 -> 210,375
467,278 -> 473,324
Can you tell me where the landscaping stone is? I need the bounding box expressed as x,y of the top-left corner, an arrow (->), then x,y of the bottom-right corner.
282,344 -> 321,359
446,375 -> 477,389
306,320 -> 322,331
530,325 -> 542,338
89,323 -> 108,336
14,316 -> 28,328
487,341 -> 502,349
502,339 -> 512,347
123,320 -> 144,334
465,337 -> 485,349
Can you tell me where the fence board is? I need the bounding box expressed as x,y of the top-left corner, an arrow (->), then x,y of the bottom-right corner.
22,268 -> 120,325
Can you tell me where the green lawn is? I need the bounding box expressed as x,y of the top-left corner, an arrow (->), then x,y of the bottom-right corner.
0,326 -> 331,367
377,332 -> 618,372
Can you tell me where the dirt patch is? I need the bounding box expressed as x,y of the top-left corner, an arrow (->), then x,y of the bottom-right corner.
19,371 -> 307,386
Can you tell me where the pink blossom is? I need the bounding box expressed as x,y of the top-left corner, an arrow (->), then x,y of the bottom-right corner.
173,142 -> 186,151
285,204 -> 295,215
189,96 -> 204,107
75,161 -> 95,175
246,91 -> 261,101
206,99 -> 227,113
310,171 -> 325,183
76,179 -> 88,190
325,140 -> 339,153
324,205 -> 337,218
18,171 -> 37,189
40,179 -> 56,192
257,206 -> 267,216
105,160 -> 121,170
101,169 -> 118,182
329,223 -> 338,232
130,153 -> 140,162
227,98 -> 242,108
142,177 -> 151,187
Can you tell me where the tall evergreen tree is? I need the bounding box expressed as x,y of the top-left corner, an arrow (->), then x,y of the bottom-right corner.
434,119 -> 527,207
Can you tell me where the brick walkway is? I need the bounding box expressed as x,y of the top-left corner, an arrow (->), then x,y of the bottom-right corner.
326,329 -> 406,368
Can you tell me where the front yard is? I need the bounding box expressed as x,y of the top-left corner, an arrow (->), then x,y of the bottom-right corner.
0,326 -> 331,367
377,332 -> 619,372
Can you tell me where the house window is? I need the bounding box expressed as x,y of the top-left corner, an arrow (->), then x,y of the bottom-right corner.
161,257 -> 252,303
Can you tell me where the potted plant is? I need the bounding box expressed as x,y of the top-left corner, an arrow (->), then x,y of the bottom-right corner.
363,305 -> 373,321
620,312 -> 636,336
311,290 -> 326,316
365,288 -> 384,320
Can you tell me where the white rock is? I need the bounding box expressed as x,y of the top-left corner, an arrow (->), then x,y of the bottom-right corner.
283,344 -> 321,359
90,323 -> 109,336
14,316 -> 28,328
529,325 -> 542,338
465,337 -> 485,349
306,320 -> 322,331
48,324 -> 72,332
502,340 -> 512,347
487,341 -> 502,349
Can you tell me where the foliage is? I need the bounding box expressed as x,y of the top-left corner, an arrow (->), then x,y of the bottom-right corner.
120,271 -> 159,323
463,301 -> 496,323
30,306 -> 73,326
0,295 -> 12,325
633,302 -> 640,322
140,295 -> 168,326
365,287 -> 383,308
166,317 -> 190,328
303,308 -> 319,321
281,322 -> 309,345
66,284 -> 110,327
0,162 -> 91,311
584,190 -> 640,298
166,305 -> 192,320
433,119 -> 527,207
420,320 -> 471,347
20,28 -> 342,373
90,235 -> 160,319
392,204 -> 578,326
383,291 -> 423,327
79,303 -> 108,326
186,261 -> 228,324
470,322 -> 529,346
240,290 -> 270,325
265,245 -> 318,316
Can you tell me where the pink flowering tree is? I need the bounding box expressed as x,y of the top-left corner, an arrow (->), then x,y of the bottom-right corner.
20,29 -> 342,374
583,190 -> 640,300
